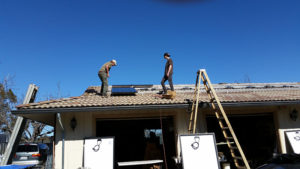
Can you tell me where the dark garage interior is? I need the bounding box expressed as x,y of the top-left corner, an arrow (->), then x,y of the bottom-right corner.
96,117 -> 176,169
207,114 -> 277,169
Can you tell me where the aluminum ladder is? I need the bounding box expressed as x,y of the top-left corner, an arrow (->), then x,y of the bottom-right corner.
188,69 -> 250,169
0,84 -> 38,165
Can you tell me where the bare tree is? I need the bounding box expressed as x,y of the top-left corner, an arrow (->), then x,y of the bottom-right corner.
0,76 -> 60,143
22,122 -> 52,143
244,74 -> 251,83
0,76 -> 17,134
234,74 -> 252,83
22,82 -> 65,142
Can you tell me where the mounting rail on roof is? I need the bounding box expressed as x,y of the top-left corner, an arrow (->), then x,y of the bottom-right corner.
112,84 -> 153,88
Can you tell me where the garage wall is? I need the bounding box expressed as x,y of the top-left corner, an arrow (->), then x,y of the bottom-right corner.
55,111 -> 93,169
54,108 -> 188,169
275,106 -> 300,153
53,105 -> 300,168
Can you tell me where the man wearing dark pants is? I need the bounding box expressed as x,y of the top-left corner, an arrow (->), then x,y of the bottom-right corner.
161,52 -> 174,94
98,59 -> 117,96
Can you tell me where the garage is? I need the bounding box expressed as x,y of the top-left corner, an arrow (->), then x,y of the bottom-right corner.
206,114 -> 277,168
96,117 -> 176,169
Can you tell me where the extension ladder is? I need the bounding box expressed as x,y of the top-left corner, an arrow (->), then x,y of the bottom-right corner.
0,84 -> 38,165
188,69 -> 250,169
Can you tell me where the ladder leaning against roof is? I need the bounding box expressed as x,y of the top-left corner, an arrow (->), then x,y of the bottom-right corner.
0,84 -> 38,165
188,69 -> 250,169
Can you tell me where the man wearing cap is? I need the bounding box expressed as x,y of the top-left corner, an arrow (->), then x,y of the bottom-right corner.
98,60 -> 117,96
161,52 -> 174,94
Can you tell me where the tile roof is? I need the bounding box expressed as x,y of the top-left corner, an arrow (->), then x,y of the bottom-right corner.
16,82 -> 300,110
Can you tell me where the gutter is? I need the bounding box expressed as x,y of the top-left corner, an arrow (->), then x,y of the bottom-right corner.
12,100 -> 300,115
214,100 -> 300,107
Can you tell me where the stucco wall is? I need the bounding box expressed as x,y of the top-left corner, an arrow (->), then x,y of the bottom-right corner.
55,112 -> 93,169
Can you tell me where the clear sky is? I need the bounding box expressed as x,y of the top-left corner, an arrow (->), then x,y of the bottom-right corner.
1,0 -> 299,101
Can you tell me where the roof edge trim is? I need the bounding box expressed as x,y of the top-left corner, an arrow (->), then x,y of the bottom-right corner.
12,104 -> 189,114
12,101 -> 300,115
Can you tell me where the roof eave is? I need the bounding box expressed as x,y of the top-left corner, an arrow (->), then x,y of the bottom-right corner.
221,100 -> 300,107
12,100 -> 300,115
12,104 -> 190,115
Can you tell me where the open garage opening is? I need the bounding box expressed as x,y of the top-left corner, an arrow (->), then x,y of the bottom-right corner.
96,117 -> 176,169
206,114 -> 277,168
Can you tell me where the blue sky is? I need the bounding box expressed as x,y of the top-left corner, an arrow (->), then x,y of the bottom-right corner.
1,0 -> 299,101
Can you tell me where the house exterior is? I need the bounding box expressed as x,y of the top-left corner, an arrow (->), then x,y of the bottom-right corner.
13,82 -> 300,169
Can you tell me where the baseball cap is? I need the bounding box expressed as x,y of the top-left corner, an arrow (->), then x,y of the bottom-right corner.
164,52 -> 170,57
112,59 -> 117,65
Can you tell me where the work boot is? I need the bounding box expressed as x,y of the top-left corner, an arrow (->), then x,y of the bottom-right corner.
101,93 -> 108,98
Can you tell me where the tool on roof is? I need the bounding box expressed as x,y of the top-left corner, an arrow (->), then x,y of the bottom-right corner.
188,69 -> 250,169
162,90 -> 176,99
155,90 -> 176,99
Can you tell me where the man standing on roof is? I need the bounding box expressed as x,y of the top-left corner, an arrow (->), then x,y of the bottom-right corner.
161,52 -> 174,94
98,60 -> 117,96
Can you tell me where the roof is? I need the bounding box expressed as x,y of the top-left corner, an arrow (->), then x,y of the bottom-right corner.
15,82 -> 300,111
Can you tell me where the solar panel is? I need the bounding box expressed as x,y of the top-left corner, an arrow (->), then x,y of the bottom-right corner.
111,87 -> 137,96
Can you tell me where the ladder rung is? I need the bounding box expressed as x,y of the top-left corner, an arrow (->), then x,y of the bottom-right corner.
206,88 -> 211,92
221,127 -> 229,130
225,136 -> 233,140
232,156 -> 243,160
236,166 -> 247,169
229,146 -> 238,150
217,117 -> 224,120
